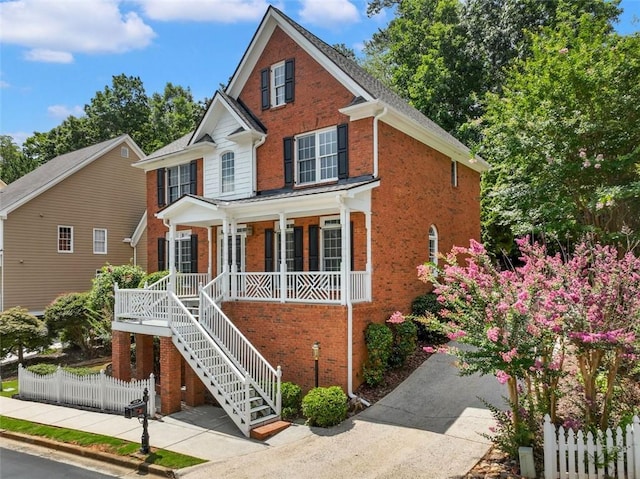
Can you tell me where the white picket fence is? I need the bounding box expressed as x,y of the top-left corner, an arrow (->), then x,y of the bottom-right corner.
544,414 -> 640,479
18,364 -> 155,416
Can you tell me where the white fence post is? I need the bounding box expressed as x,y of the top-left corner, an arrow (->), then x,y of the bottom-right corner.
544,414 -> 556,479
149,373 -> 156,416
634,417 -> 640,479
55,366 -> 62,404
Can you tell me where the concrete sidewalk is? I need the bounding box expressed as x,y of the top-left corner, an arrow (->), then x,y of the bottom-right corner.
1,348 -> 505,478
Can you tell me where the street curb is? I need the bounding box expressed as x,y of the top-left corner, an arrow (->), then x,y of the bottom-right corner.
0,429 -> 177,478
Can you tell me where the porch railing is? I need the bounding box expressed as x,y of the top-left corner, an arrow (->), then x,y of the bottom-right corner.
143,273 -> 210,298
114,285 -> 169,322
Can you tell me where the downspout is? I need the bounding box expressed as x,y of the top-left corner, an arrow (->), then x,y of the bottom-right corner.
373,106 -> 388,179
252,135 -> 266,196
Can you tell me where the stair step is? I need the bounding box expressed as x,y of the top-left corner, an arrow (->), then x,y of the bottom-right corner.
250,403 -> 271,414
250,419 -> 290,440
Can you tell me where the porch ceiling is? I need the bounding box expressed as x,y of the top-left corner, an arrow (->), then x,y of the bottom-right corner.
157,178 -> 379,227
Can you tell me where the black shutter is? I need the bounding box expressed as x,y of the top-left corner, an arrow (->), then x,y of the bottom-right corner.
261,67 -> 270,110
190,235 -> 198,273
265,228 -> 274,272
309,225 -> 319,271
189,160 -> 197,195
285,58 -> 295,103
283,137 -> 294,187
157,168 -> 166,207
337,123 -> 349,179
157,237 -> 166,271
350,221 -> 354,271
294,226 -> 303,271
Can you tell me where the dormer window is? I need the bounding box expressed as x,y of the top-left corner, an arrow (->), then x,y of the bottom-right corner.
261,59 -> 295,109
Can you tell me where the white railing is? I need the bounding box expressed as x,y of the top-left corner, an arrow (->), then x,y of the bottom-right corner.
114,284 -> 169,322
233,272 -> 281,301
200,276 -> 281,415
174,273 -> 210,298
350,271 -> 370,302
543,414 -> 640,479
168,293 -> 253,435
144,274 -> 170,290
18,364 -> 155,416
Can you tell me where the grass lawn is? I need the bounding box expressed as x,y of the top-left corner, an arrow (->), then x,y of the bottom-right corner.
0,416 -> 206,469
1,380 -> 19,398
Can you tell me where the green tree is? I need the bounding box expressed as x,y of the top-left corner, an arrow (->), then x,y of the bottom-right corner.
0,135 -> 37,183
480,13 -> 640,252
146,83 -> 204,153
88,264 -> 147,320
44,292 -> 107,358
0,307 -> 49,364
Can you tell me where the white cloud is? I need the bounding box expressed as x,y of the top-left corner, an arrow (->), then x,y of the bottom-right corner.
25,49 -> 74,64
47,104 -> 85,119
0,0 -> 155,62
0,80 -> 9,88
135,0 -> 270,22
298,0 -> 360,28
5,132 -> 29,146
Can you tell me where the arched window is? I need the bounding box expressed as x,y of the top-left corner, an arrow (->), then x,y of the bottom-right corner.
428,225 -> 438,266
221,152 -> 234,193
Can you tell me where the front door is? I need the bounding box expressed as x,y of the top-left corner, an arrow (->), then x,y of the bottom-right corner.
216,227 -> 246,274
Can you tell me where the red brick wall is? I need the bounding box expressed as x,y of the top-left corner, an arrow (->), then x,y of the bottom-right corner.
239,27 -> 373,191
159,337 -> 182,414
112,330 -> 131,381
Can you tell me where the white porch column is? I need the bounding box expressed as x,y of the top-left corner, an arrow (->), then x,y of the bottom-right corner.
231,218 -> 238,298
168,222 -> 176,294
279,212 -> 287,303
207,226 -> 213,280
340,204 -> 351,306
365,210 -> 372,301
222,218 -> 229,299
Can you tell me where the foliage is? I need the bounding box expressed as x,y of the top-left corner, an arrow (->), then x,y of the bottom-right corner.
0,307 -> 49,364
481,398 -> 537,458
301,386 -> 348,427
88,264 -> 146,320
0,416 -> 206,468
363,322 -> 393,386
0,379 -> 19,398
481,12 -> 640,253
411,292 -> 447,342
421,237 -> 640,455
281,382 -> 303,420
0,135 -> 36,184
44,292 -> 108,357
138,270 -> 169,288
363,0 -> 621,144
388,317 -> 418,368
26,364 -> 100,376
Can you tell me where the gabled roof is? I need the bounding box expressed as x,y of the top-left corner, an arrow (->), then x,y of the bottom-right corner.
0,135 -> 143,217
225,6 -> 488,171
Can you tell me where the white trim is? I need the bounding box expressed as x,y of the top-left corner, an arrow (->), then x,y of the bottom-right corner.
220,151 -> 235,193
216,225 -> 247,275
451,160 -> 458,187
320,215 -> 341,272
429,225 -> 438,266
295,126 -> 338,186
270,61 -> 286,108
130,211 -> 147,247
57,225 -> 74,253
93,228 -> 108,254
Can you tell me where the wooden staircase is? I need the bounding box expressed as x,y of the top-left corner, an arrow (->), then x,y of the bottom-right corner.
168,291 -> 281,437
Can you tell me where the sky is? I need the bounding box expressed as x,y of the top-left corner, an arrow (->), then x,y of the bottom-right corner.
0,0 -> 639,146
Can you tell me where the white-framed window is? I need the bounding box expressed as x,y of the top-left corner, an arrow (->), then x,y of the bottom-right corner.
93,228 -> 107,254
216,226 -> 247,275
321,216 -> 342,272
58,226 -> 73,253
221,151 -> 235,193
429,225 -> 438,266
297,127 -> 338,185
271,61 -> 286,107
167,164 -> 192,203
275,220 -> 295,271
451,160 -> 458,187
120,146 -> 129,158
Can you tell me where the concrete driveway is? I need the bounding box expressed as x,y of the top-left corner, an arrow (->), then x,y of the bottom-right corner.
179,349 -> 506,479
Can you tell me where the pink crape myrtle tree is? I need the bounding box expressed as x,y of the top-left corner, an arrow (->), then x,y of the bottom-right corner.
418,237 -> 640,447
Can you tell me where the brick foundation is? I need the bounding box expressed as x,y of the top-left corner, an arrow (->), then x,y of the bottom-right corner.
111,330 -> 131,382
135,334 -> 154,380
159,337 -> 182,414
184,366 -> 206,407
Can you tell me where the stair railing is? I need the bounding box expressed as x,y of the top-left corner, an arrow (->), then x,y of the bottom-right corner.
200,276 -> 281,416
167,292 -> 251,433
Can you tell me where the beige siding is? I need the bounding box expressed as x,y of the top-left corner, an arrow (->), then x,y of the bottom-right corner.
3,144 -> 146,313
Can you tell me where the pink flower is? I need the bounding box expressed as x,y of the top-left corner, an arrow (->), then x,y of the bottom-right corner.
486,327 -> 500,342
447,330 -> 467,341
417,264 -> 430,283
559,47 -> 569,54
387,311 -> 405,324
495,370 -> 511,384
500,348 -> 518,363
423,346 -> 436,353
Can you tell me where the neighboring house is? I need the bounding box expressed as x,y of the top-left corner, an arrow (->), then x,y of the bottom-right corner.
0,135 -> 147,315
111,6 -> 489,437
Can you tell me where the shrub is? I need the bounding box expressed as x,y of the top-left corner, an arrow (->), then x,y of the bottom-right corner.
389,319 -> 418,368
138,270 -> 169,288
363,323 -> 393,386
0,307 -> 49,363
26,364 -> 100,376
88,264 -> 146,319
281,382 -> 302,420
301,386 -> 348,427
411,293 -> 446,342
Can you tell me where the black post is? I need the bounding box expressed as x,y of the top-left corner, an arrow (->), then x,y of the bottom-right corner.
141,388 -> 150,454
312,341 -> 320,388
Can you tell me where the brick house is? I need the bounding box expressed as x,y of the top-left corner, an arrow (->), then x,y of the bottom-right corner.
111,6 -> 488,436
0,135 -> 147,315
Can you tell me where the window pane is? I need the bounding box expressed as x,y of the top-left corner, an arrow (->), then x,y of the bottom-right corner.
177,239 -> 192,273
276,230 -> 295,270
297,134 -> 316,184
94,229 -> 107,254
58,227 -> 72,252
319,130 -> 337,180
273,64 -> 285,106
323,228 -> 341,271
221,152 -> 235,193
